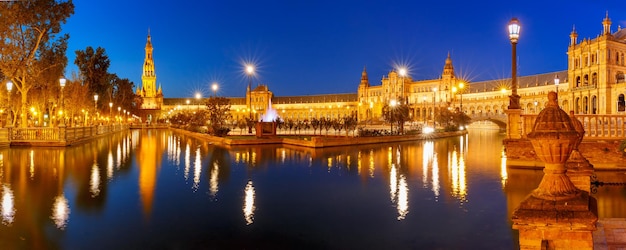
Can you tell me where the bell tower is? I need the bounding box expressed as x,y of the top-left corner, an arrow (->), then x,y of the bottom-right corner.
141,30 -> 157,98
137,29 -> 163,123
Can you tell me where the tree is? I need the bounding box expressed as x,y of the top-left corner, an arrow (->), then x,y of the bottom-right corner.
0,0 -> 74,127
382,97 -> 410,134
206,96 -> 232,136
109,74 -> 138,114
310,118 -> 320,135
74,46 -> 111,100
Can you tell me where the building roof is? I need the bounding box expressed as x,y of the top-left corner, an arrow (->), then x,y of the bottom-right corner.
273,93 -> 357,104
468,70 -> 569,93
614,28 -> 626,42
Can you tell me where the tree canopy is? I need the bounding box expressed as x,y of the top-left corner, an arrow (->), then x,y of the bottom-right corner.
0,0 -> 74,127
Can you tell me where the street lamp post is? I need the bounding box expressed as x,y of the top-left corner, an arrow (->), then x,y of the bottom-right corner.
508,18 -> 521,109
506,18 -> 523,139
94,94 -> 98,125
195,92 -> 201,111
432,87 -> 437,128
109,102 -> 113,124
6,81 -> 13,127
212,82 -> 218,97
246,64 -> 255,133
117,106 -> 121,124
554,74 -> 560,95
390,99 -> 397,133
459,82 -> 465,113
59,78 -> 66,127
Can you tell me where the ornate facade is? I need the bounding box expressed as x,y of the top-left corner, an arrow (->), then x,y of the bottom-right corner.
156,13 -> 626,125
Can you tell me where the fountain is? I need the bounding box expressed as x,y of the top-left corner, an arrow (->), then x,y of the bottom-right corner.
255,99 -> 278,137
261,99 -> 279,122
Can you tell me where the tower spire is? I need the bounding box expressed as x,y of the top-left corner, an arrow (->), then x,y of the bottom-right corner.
570,25 -> 578,46
602,11 -> 612,35
360,66 -> 369,87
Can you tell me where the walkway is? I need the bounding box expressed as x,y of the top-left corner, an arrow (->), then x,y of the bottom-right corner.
594,218 -> 626,249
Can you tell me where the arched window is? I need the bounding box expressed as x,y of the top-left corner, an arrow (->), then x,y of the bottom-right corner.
575,97 -> 581,114
584,74 -> 589,85
592,96 -> 597,114
619,94 -> 626,112
583,96 -> 589,114
592,72 -> 598,85
576,76 -> 581,87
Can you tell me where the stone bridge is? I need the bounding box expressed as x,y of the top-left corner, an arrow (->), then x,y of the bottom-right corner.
468,114 -> 507,129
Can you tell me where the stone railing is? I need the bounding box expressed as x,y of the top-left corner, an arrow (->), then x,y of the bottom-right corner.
1,124 -> 128,146
520,114 -> 626,140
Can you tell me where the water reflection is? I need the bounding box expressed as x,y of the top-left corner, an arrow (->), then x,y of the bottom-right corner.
1,184 -> 15,225
193,147 -> 202,191
0,129 -> 623,249
243,180 -> 255,225
51,194 -> 70,229
501,147 -> 508,188
90,163 -> 101,197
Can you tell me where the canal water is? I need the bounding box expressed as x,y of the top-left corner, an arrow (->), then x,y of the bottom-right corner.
0,129 -> 624,249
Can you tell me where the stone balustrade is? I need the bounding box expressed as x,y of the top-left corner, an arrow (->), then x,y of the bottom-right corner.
521,114 -> 626,140
0,124 -> 129,147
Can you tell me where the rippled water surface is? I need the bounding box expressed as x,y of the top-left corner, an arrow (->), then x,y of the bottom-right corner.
0,129 -> 624,249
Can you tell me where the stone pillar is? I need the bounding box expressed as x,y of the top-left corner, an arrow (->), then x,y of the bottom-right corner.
512,92 -> 597,250
506,108 -> 522,139
566,111 -> 593,193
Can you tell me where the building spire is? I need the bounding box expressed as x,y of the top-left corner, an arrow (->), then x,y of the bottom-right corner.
443,52 -> 454,77
570,25 -> 578,46
602,11 -> 612,35
360,66 -> 369,86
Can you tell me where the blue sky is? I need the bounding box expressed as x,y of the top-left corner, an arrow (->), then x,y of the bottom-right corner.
62,0 -> 626,98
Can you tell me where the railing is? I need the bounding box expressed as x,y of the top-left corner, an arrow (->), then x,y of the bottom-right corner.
0,124 -> 129,146
520,114 -> 626,140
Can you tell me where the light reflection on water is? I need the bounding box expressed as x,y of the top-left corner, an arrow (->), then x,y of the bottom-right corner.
0,129 -> 623,249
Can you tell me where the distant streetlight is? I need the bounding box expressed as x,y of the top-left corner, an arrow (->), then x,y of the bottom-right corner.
508,17 -> 521,109
212,82 -> 218,97
195,92 -> 201,110
59,78 -> 66,127
432,87 -> 437,128
6,81 -> 13,127
246,64 -> 255,133
398,67 -> 407,98
117,106 -> 121,123
94,94 -> 99,123
390,99 -> 397,133
554,74 -> 560,94
458,82 -> 465,112
109,102 -> 113,123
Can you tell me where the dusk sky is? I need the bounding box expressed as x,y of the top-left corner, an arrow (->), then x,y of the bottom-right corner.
62,1 -> 625,98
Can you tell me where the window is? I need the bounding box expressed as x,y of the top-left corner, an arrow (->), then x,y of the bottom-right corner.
584,75 -> 589,85
592,72 -> 598,85
576,76 -> 581,87
619,94 -> 625,112
618,72 -> 625,83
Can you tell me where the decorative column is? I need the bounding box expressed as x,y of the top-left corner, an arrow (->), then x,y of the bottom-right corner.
512,92 -> 597,250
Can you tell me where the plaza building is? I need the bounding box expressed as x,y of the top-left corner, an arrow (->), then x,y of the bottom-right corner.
145,14 -> 626,126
